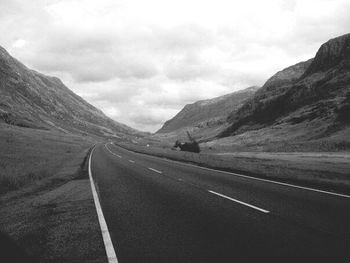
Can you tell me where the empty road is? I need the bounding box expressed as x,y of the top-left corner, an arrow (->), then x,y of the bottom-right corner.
90,143 -> 350,263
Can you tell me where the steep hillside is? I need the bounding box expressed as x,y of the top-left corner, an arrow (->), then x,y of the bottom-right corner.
0,45 -> 140,137
219,33 -> 350,148
223,59 -> 313,131
156,86 -> 258,139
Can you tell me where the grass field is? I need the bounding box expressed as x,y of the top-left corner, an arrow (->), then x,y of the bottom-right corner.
0,123 -> 107,263
117,141 -> 350,194
0,123 -> 97,195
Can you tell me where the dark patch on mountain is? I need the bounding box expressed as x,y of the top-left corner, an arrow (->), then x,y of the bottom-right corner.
335,91 -> 350,123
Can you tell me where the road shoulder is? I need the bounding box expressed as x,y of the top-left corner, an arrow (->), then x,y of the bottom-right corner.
0,148 -> 107,263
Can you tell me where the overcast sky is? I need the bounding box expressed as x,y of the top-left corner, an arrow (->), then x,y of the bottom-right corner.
1,0 -> 349,132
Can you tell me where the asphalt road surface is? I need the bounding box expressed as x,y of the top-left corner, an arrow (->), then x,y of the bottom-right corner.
90,143 -> 350,263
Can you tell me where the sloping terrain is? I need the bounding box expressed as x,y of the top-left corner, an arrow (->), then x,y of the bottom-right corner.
155,86 -> 258,142
150,33 -> 350,152
0,45 -> 141,138
0,123 -> 106,262
211,33 -> 350,151
221,33 -> 350,138
0,45 -> 140,262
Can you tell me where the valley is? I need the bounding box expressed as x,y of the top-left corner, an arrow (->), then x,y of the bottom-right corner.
1,32 -> 350,263
153,34 -> 350,153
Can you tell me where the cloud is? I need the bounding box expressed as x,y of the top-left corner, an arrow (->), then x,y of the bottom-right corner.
12,27 -> 159,82
154,24 -> 214,52
164,52 -> 219,81
1,0 -> 350,132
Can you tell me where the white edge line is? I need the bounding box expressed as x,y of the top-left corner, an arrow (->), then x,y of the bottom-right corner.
116,146 -> 350,199
208,190 -> 270,214
205,166 -> 350,199
148,167 -> 162,174
89,146 -> 119,263
129,160 -> 135,163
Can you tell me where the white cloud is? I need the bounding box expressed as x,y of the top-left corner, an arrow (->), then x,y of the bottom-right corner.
12,39 -> 27,49
1,0 -> 350,132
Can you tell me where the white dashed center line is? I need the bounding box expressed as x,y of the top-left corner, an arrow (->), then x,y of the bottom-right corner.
106,144 -> 271,214
148,168 -> 162,174
105,145 -> 122,158
208,190 -> 270,214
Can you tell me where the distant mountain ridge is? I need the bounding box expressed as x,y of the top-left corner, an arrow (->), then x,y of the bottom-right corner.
0,45 -> 140,137
224,59 -> 313,127
155,33 -> 350,151
157,86 -> 259,135
220,33 -> 350,139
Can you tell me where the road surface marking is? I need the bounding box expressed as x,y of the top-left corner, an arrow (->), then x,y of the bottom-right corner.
178,161 -> 350,199
89,147 -> 119,263
118,146 -> 350,199
203,167 -> 350,199
129,160 -> 135,163
105,144 -> 122,158
208,190 -> 270,214
148,167 -> 163,174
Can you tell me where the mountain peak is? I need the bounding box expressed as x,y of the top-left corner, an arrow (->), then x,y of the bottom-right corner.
303,33 -> 350,76
220,33 -> 350,141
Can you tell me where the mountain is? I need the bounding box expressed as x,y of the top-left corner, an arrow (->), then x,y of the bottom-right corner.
221,59 -> 313,133
0,45 -> 140,138
156,86 -> 259,140
214,33 -> 350,151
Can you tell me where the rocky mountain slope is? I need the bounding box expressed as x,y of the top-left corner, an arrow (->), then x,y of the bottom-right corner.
153,33 -> 350,152
156,86 -> 258,140
220,33 -> 350,138
0,46 -> 140,138
220,59 -> 313,134
205,33 -> 350,151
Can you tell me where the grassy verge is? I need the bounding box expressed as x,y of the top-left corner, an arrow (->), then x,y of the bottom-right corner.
117,142 -> 350,195
0,124 -> 106,263
0,124 -> 96,195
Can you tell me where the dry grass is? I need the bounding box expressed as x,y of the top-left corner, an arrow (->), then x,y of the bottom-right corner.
0,123 -> 96,195
0,124 -> 106,263
150,119 -> 350,153
117,141 -> 350,194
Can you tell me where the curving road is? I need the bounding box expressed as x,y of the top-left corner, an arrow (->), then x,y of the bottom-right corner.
90,143 -> 350,263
